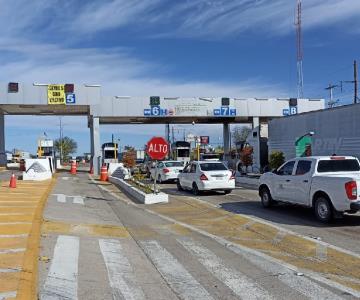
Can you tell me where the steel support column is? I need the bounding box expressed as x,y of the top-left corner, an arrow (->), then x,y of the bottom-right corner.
0,112 -> 5,167
90,117 -> 101,175
223,123 -> 230,161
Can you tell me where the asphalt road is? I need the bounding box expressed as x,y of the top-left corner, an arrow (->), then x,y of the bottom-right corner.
36,174 -> 359,299
158,181 -> 360,255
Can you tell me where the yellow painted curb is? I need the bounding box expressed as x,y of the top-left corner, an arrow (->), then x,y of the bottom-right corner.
16,177 -> 56,300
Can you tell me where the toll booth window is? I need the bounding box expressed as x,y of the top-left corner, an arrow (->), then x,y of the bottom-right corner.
178,149 -> 190,157
104,151 -> 115,159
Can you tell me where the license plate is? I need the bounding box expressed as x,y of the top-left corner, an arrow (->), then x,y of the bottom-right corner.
215,177 -> 223,180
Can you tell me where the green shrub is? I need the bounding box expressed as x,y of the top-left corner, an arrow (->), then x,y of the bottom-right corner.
269,151 -> 285,170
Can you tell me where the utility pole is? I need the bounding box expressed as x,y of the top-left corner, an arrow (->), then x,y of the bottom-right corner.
354,60 -> 358,104
325,83 -> 339,108
295,0 -> 304,98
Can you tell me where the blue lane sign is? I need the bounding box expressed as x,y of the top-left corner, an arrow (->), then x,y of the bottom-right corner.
282,109 -> 289,116
214,107 -> 236,116
283,106 -> 298,116
144,107 -> 168,116
66,93 -> 76,104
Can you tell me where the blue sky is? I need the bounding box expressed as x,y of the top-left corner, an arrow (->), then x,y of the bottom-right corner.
1,0 -> 359,155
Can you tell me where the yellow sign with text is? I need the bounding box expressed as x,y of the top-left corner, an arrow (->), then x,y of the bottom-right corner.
47,84 -> 65,105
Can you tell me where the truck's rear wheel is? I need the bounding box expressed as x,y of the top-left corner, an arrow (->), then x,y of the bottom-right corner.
314,197 -> 333,222
260,187 -> 273,208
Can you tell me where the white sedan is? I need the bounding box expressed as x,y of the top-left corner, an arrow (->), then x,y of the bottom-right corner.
177,161 -> 235,195
150,161 -> 185,183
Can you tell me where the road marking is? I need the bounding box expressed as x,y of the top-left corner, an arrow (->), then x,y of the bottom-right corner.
72,196 -> 84,205
140,240 -> 213,300
0,248 -> 25,254
0,291 -> 17,299
99,239 -> 145,300
272,230 -> 287,244
0,267 -> 21,273
0,222 -> 31,225
41,235 -> 79,300
53,193 -> 66,203
52,194 -> 84,205
0,213 -> 32,216
178,237 -> 274,300
316,243 -> 328,261
94,176 -> 360,298
0,234 -> 28,238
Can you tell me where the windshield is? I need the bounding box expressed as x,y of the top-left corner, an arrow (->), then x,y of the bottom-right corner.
165,161 -> 184,167
199,162 -> 227,171
317,159 -> 360,172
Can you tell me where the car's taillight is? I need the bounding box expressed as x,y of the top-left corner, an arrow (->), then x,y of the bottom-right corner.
345,181 -> 357,200
200,174 -> 208,181
163,168 -> 170,173
230,170 -> 235,180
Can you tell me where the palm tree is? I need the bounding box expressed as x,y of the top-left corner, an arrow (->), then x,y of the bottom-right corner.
54,136 -> 77,162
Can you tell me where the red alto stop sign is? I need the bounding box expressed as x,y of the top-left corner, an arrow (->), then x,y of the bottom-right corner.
146,137 -> 169,160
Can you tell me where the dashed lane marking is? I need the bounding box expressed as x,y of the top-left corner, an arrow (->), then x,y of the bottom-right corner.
0,234 -> 28,238
41,235 -> 79,300
72,196 -> 84,205
140,240 -> 214,300
178,237 -> 274,300
99,239 -> 145,300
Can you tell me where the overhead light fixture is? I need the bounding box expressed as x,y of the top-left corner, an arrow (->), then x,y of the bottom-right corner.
164,97 -> 179,100
64,83 -> 74,93
199,97 -> 213,102
130,121 -> 143,124
84,84 -> 101,87
33,83 -> 50,86
8,82 -> 19,93
114,96 -> 131,99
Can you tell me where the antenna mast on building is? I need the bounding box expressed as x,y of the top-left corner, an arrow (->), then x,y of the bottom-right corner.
295,0 -> 304,98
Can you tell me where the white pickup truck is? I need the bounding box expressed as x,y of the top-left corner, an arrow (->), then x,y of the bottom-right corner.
259,156 -> 360,222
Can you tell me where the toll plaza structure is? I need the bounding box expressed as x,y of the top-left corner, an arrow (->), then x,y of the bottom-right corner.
0,82 -> 325,174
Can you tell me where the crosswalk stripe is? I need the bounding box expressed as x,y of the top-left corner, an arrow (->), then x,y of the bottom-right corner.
99,239 -> 145,300
178,238 -> 274,300
0,291 -> 16,299
40,235 -> 79,300
0,234 -> 28,238
140,240 -> 214,300
72,196 -> 84,205
53,194 -> 66,203
229,244 -> 344,300
0,248 -> 25,254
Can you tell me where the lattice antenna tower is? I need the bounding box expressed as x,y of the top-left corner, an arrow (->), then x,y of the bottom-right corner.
295,0 -> 304,98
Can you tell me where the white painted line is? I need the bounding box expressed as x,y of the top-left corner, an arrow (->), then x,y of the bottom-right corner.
61,177 -> 69,181
0,267 -> 21,273
0,291 -> 17,299
41,235 -> 79,300
178,237 -> 274,300
0,222 -> 31,225
0,213 -> 32,216
316,243 -> 328,261
99,239 -> 145,300
72,196 -> 84,205
52,194 -> 66,203
92,176 -> 360,298
0,248 -> 25,254
0,234 -> 28,238
140,240 -> 213,300
0,205 -> 36,208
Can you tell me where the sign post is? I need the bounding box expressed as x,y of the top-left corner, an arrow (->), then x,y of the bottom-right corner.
146,137 -> 169,193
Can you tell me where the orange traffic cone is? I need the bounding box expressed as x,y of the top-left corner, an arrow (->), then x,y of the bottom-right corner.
70,161 -> 77,175
9,173 -> 16,188
100,165 -> 108,181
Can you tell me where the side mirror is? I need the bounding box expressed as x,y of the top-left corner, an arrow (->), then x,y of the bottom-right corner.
272,169 -> 278,174
179,170 -> 183,173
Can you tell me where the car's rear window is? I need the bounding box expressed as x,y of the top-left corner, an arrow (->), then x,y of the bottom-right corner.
165,161 -> 184,167
199,163 -> 227,171
317,159 -> 360,172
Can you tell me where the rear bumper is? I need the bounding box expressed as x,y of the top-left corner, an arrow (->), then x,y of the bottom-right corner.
350,202 -> 360,211
198,180 -> 235,191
